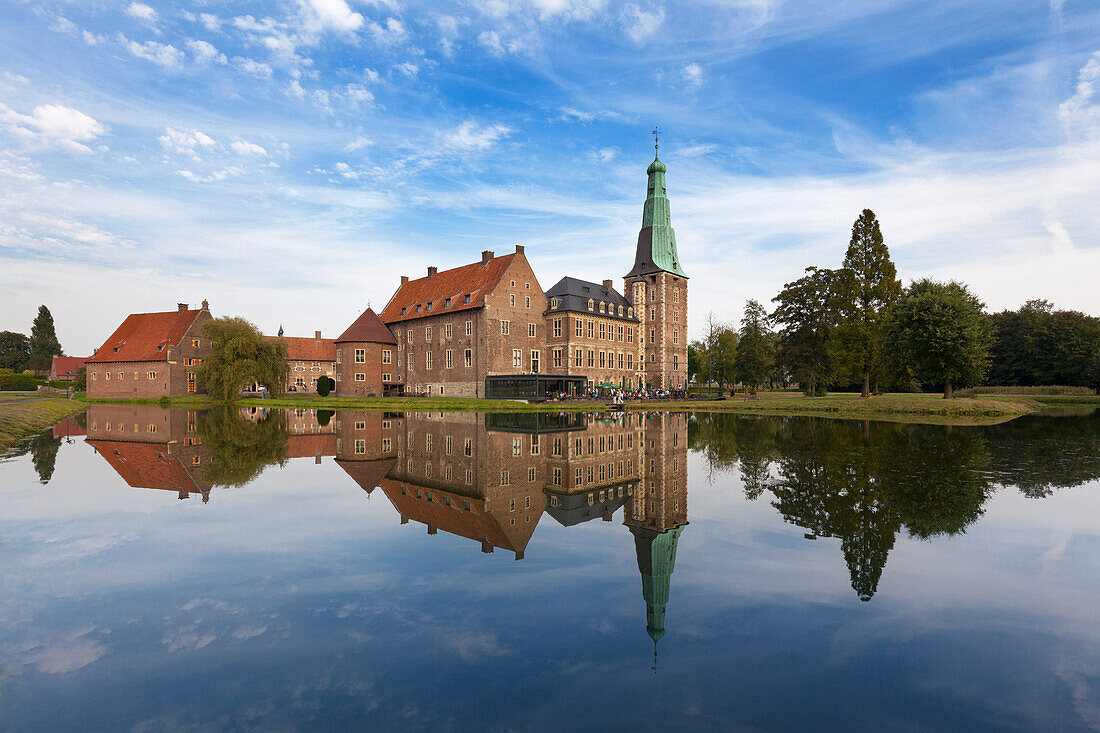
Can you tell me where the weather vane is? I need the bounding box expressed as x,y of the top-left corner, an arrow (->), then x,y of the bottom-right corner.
652,126 -> 660,154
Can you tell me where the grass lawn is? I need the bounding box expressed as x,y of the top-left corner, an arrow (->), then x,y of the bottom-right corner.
0,398 -> 86,453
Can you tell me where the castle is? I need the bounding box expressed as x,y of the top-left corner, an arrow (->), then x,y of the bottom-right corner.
86,148 -> 687,399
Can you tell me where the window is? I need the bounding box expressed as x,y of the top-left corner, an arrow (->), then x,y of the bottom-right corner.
575,468 -> 583,485
425,326 -> 433,341
416,304 -> 422,313
500,320 -> 510,335
355,439 -> 366,454
465,320 -> 473,335
445,349 -> 453,368
531,436 -> 540,455
553,318 -> 562,337
627,354 -> 633,370
618,325 -> 624,342
553,468 -> 562,486
510,280 -> 516,287
295,376 -> 305,387
599,352 -> 606,368
628,327 -> 634,343
528,467 -> 536,482
426,302 -> 433,312
528,323 -> 536,338
587,298 -> 594,311
426,434 -> 433,452
354,348 -> 366,363
407,352 -> 414,368
531,350 -> 540,373
617,305 -> 623,316
445,297 -> 452,308
501,471 -> 510,485
525,296 -> 531,308
401,307 -> 407,316
513,438 -> 522,456
575,319 -> 582,337
425,352 -> 433,369
382,349 -> 392,364
146,371 -> 157,379
553,348 -> 562,367
628,308 -> 633,318
464,438 -> 472,456
407,329 -> 413,343
382,438 -> 391,452
464,349 -> 472,367
599,323 -> 606,340
513,349 -> 522,368
382,373 -> 391,382
650,307 -> 656,320
191,339 -> 200,348
510,294 -> 516,306
674,288 -> 679,302
574,349 -> 582,367
673,327 -> 679,344
599,302 -> 606,313
673,354 -> 680,368
354,372 -> 365,381
445,323 -> 452,338
464,294 -> 471,304
551,297 -> 561,309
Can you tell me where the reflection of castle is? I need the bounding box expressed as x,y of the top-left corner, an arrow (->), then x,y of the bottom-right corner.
86,405 -> 690,656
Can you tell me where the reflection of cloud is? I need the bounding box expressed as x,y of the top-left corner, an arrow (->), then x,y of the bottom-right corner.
24,626 -> 108,673
448,631 -> 512,660
232,625 -> 268,640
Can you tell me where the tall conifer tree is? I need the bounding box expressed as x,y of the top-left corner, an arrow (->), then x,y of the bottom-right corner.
29,305 -> 62,372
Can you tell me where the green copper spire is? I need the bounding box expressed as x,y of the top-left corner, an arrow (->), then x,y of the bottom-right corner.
631,525 -> 684,650
626,143 -> 687,279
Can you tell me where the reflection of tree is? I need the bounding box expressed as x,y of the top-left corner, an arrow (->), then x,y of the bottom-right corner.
197,408 -> 288,487
29,429 -> 61,484
978,411 -> 1100,498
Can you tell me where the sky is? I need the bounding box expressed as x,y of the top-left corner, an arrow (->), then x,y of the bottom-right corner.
1,0 -> 1098,355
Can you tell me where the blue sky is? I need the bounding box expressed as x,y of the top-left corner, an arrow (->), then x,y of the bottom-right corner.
1,0 -> 1098,354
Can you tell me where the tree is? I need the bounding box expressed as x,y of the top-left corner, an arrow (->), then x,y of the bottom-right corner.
317,375 -> 333,397
832,210 -> 901,397
687,341 -> 703,383
734,300 -> 774,393
1087,348 -> 1100,395
0,331 -> 31,372
988,300 -> 1100,387
198,407 -> 288,487
196,317 -> 289,402
772,266 -> 844,396
711,327 -> 738,388
885,279 -> 993,398
29,305 -> 63,372
73,366 -> 87,392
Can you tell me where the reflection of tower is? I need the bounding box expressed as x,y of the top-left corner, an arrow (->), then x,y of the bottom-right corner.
624,413 -> 688,667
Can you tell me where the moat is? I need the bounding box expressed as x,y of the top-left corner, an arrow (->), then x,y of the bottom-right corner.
2,406 -> 1099,731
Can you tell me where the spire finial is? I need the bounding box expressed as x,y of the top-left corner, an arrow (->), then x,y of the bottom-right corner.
651,126 -> 660,158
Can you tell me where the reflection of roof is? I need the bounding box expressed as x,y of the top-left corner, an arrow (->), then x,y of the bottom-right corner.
336,457 -> 396,494
266,335 -> 336,362
544,276 -> 639,321
335,308 -> 396,344
379,479 -> 533,556
380,253 -> 516,324
544,481 -> 635,526
52,418 -> 86,438
88,440 -> 204,495
88,308 -> 205,363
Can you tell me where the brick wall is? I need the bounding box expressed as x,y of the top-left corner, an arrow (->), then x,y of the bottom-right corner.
543,311 -> 644,388
335,342 -> 394,396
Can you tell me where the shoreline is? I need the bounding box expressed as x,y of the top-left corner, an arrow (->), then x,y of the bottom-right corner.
0,398 -> 86,454
72,391 -> 1095,425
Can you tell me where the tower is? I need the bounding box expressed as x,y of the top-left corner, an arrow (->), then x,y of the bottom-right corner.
625,139 -> 688,391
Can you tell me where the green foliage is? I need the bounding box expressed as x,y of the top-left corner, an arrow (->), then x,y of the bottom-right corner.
29,305 -> 62,372
687,342 -> 702,382
772,266 -> 843,396
197,407 -> 289,487
316,375 -> 333,397
733,300 -> 774,392
988,300 -> 1100,388
691,314 -> 739,387
0,331 -> 31,372
832,209 -> 901,396
73,366 -> 87,391
0,373 -> 39,391
317,409 -> 334,426
196,317 -> 289,402
885,279 -> 993,398
29,429 -> 61,484
1087,348 -> 1100,395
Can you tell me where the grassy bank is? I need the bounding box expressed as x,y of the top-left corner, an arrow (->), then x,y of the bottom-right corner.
0,398 -> 85,453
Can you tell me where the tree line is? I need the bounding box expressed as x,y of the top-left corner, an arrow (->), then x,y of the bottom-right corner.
0,305 -> 63,373
690,209 -> 1100,397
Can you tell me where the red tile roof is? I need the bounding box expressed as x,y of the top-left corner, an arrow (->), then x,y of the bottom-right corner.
50,356 -> 86,378
88,308 -> 205,364
266,335 -> 336,361
335,308 -> 396,344
285,433 -> 337,458
89,440 -> 203,493
379,253 -> 516,324
379,479 -> 517,551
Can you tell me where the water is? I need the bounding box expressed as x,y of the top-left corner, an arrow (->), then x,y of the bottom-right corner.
2,405 -> 1099,731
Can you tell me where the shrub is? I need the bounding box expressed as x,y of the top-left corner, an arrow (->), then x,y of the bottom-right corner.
316,376 -> 333,397
0,373 -> 39,391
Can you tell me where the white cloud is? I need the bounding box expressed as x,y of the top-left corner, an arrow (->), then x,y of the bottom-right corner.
124,38 -> 186,69
682,61 -> 703,87
199,13 -> 221,31
83,30 -> 106,46
232,57 -> 274,77
125,3 -> 158,23
396,61 -> 419,77
230,140 -> 268,157
478,30 -> 505,56
300,0 -> 364,34
159,127 -> 217,156
344,84 -> 375,103
444,120 -> 513,152
0,103 -> 107,153
362,68 -> 381,83
345,136 -> 373,151
178,166 -> 244,183
620,4 -> 665,44
1058,51 -> 1100,138
367,17 -> 407,44
589,147 -> 618,163
187,40 -> 227,66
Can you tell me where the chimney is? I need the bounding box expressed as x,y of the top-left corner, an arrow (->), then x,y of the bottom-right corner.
481,250 -> 494,265
603,279 -> 613,291
400,275 -> 409,285
427,266 -> 437,278
515,244 -> 525,254
177,303 -> 188,313
314,330 -> 322,342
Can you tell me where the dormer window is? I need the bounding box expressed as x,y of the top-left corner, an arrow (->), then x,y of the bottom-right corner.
617,305 -> 623,316
599,302 -> 606,313
628,308 -> 633,318
550,297 -> 561,309
426,302 -> 433,312
401,307 -> 407,316
587,299 -> 594,311
445,298 -> 452,308
416,304 -> 422,313
464,294 -> 471,304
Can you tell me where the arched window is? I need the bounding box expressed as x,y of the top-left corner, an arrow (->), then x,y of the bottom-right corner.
587,299 -> 594,311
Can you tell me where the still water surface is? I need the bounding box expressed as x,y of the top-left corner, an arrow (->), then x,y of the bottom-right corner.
2,405 -> 1099,731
